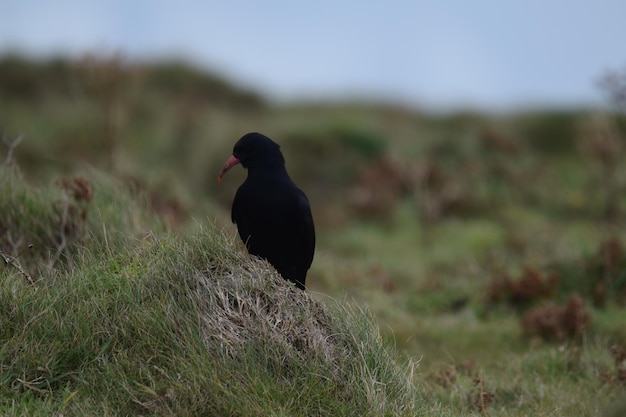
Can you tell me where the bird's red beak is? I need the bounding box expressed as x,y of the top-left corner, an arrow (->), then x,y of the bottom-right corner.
217,155 -> 241,182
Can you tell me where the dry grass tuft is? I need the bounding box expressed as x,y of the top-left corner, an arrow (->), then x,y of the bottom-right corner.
487,267 -> 559,308
470,376 -> 495,416
521,294 -> 591,342
195,259 -> 338,367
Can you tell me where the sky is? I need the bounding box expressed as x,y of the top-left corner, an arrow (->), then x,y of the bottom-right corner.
2,0 -> 625,111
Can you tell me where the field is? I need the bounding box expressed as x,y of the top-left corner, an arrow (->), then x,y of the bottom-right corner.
1,54 -> 626,416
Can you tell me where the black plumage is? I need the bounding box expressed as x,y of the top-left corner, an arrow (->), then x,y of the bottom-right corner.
218,132 -> 315,290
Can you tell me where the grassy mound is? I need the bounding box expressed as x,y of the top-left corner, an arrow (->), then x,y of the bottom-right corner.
0,164 -> 423,416
0,161 -> 164,273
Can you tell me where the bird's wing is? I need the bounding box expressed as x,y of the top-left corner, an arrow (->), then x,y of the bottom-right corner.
295,190 -> 315,271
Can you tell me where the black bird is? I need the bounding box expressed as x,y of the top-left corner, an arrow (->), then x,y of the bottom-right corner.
218,132 -> 315,290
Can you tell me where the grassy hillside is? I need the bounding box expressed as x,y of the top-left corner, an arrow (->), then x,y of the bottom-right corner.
2,54 -> 626,416
0,162 -> 423,416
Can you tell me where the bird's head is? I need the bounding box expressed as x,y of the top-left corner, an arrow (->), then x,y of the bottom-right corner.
218,132 -> 285,182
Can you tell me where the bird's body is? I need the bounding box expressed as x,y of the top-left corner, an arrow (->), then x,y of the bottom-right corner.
218,133 -> 315,290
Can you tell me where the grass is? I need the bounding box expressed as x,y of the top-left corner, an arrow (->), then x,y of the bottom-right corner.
0,163 -> 425,416
2,54 -> 626,416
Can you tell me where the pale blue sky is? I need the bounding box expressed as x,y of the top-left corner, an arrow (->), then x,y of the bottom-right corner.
2,0 -> 625,110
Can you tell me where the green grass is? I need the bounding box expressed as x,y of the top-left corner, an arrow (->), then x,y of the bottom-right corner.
3,55 -> 626,416
1,165 -> 425,416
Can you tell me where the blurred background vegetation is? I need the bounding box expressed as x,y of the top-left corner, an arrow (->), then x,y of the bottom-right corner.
2,52 -> 626,414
